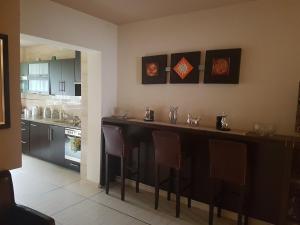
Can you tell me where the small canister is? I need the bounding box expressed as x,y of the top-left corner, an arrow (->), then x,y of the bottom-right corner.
216,115 -> 223,130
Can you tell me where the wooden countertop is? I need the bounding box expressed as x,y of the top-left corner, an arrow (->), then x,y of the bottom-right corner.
102,116 -> 300,144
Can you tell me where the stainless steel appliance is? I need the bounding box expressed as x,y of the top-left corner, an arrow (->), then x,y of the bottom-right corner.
144,107 -> 154,121
65,128 -> 81,171
216,113 -> 230,131
169,106 -> 178,124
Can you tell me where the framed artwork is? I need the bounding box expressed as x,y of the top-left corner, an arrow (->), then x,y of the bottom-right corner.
296,82 -> 300,133
170,51 -> 201,83
204,48 -> 241,84
142,55 -> 167,84
0,34 -> 10,129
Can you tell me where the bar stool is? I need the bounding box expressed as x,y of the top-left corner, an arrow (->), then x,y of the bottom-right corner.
102,125 -> 140,201
152,130 -> 192,218
208,139 -> 249,225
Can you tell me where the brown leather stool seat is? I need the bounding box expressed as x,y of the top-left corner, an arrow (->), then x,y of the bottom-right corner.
102,125 -> 141,201
152,130 -> 192,218
209,139 -> 249,225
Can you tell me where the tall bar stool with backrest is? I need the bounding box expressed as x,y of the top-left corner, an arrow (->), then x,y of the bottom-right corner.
152,130 -> 192,218
102,124 -> 140,201
209,139 -> 249,225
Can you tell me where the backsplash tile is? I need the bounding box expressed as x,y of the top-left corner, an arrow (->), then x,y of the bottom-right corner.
21,93 -> 82,118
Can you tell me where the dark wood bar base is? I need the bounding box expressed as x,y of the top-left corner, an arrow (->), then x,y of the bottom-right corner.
100,117 -> 300,225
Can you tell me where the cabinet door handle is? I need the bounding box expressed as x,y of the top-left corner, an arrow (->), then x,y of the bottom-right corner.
59,81 -> 63,92
30,124 -> 37,127
63,81 -> 65,92
48,127 -> 53,142
21,140 -> 27,144
69,163 -> 79,168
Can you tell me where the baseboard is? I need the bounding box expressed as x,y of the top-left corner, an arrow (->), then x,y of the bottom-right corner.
113,177 -> 274,225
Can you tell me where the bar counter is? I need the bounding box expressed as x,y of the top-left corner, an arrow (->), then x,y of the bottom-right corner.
100,116 -> 300,225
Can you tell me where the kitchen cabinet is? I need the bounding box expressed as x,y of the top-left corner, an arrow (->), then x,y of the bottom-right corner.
20,63 -> 29,93
49,60 -> 61,95
29,122 -> 50,160
27,62 -> 50,94
48,125 -> 65,166
29,121 -> 65,165
74,51 -> 81,82
23,119 -> 80,171
21,120 -> 29,154
20,63 -> 29,77
50,59 -> 75,96
21,55 -> 81,96
61,59 -> 75,96
28,62 -> 49,76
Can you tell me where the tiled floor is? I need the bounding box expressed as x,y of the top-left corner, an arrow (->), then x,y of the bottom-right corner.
11,155 -> 235,225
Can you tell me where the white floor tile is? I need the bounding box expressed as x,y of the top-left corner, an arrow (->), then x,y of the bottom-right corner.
63,180 -> 102,197
54,199 -> 147,225
10,155 -> 236,225
25,187 -> 85,216
90,184 -> 236,225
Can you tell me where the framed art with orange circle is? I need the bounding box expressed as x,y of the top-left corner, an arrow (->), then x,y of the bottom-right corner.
142,55 -> 167,84
204,48 -> 241,84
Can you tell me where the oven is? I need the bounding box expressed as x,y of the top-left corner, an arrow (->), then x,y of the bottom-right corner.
65,128 -> 81,171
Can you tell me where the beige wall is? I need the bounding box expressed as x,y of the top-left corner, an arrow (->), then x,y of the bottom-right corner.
21,45 -> 75,62
21,0 -> 117,182
0,0 -> 21,170
118,0 -> 300,135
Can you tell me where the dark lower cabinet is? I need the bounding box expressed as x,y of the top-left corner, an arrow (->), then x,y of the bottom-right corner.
47,125 -> 65,166
25,120 -> 79,172
21,120 -> 30,154
29,122 -> 50,160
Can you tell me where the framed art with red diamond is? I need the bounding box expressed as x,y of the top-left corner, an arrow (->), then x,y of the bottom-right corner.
204,48 -> 241,84
170,51 -> 201,84
142,55 -> 167,84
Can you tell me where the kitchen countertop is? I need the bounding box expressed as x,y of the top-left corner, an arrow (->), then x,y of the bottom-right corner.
21,117 -> 81,129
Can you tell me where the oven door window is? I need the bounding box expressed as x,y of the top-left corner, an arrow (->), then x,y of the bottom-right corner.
65,135 -> 81,163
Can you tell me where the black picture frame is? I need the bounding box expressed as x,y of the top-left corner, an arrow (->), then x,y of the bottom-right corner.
0,33 -> 10,129
142,55 -> 167,84
296,82 -> 300,133
170,51 -> 201,84
204,48 -> 241,84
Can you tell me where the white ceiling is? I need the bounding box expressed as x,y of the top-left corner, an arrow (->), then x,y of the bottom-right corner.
50,0 -> 253,25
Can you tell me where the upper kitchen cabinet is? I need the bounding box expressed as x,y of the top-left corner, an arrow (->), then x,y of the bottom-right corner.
20,63 -> 29,77
20,63 -> 29,93
50,59 -> 76,96
49,60 -> 61,96
28,61 -> 49,78
62,59 -> 76,96
74,51 -> 81,83
27,61 -> 50,95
